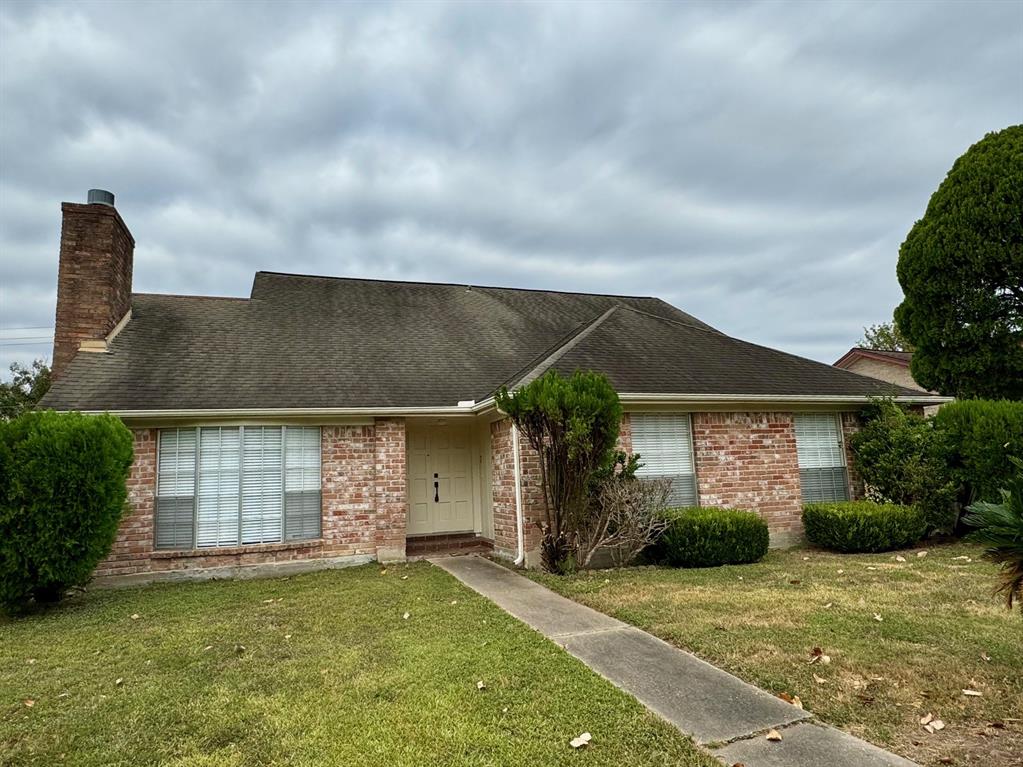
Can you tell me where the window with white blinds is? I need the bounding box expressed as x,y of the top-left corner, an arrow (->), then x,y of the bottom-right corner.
155,428 -> 197,549
794,413 -> 849,503
631,413 -> 698,507
155,426 -> 321,549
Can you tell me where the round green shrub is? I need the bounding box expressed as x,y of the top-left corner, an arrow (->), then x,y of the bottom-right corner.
0,411 -> 133,611
802,501 -> 926,553
657,507 -> 769,567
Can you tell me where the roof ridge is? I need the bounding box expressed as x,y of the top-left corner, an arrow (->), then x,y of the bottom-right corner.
133,292 -> 249,301
254,270 -> 659,301
616,304 -> 724,335
483,305 -> 623,398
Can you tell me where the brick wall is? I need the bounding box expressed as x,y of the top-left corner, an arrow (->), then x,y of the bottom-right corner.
95,429 -> 156,578
373,418 -> 407,561
692,412 -> 804,545
841,412 -> 864,500
94,420 -> 408,582
53,202 -> 134,378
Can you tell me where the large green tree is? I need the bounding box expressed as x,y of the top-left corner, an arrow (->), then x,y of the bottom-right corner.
858,321 -> 913,352
894,125 -> 1023,399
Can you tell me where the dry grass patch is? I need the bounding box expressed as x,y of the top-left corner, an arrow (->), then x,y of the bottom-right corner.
532,542 -> 1023,767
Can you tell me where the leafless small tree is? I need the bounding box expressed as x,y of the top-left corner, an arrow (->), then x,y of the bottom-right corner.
576,476 -> 673,568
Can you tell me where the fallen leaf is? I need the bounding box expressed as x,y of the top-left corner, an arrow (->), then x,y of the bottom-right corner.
23,699 -> 34,707
980,652 -> 991,662
792,696 -> 803,709
766,729 -> 782,742
569,732 -> 592,749
895,556 -> 906,562
789,579 -> 801,585
380,568 -> 388,575
813,674 -> 827,685
962,689 -> 983,697
990,721 -> 1005,729
920,713 -> 934,725
808,647 -> 831,665
917,550 -> 928,558
26,658 -> 35,665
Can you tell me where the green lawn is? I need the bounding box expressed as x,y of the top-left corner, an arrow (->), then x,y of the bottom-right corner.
531,542 -> 1023,767
0,563 -> 715,767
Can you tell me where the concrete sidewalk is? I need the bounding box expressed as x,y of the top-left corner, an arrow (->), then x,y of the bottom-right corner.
432,555 -> 917,767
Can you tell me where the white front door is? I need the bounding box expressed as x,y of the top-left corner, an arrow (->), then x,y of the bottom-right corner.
407,423 -> 475,535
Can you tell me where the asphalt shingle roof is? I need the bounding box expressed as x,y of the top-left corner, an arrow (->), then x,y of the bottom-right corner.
42,272 -> 927,412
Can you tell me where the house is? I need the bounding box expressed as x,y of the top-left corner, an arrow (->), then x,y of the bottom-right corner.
41,191 -> 948,583
833,347 -> 929,393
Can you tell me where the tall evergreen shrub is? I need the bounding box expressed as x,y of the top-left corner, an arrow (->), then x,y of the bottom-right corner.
0,411 -> 133,610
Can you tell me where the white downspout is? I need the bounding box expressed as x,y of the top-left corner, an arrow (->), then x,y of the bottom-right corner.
512,424 -> 525,565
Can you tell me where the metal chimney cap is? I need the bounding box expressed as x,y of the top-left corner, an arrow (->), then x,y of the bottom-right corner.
87,189 -> 115,206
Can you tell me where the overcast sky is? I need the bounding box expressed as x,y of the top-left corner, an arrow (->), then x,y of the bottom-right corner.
1,0 -> 1021,374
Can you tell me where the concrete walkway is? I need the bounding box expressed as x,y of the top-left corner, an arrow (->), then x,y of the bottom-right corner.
432,556 -> 917,767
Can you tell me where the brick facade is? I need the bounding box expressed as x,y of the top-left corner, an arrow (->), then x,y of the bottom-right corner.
53,202 -> 135,378
692,412 -> 804,545
95,419 -> 406,583
96,409 -> 862,580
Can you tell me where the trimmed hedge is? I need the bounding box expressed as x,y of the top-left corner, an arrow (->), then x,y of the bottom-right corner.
0,411 -> 133,611
932,399 -> 1023,506
658,507 -> 769,567
803,501 -> 926,553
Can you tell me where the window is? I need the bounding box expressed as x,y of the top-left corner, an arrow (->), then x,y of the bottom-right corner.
155,426 -> 321,549
794,413 -> 849,503
630,413 -> 698,506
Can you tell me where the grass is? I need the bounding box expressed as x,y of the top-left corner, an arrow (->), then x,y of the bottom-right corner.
531,541 -> 1023,767
0,563 -> 716,767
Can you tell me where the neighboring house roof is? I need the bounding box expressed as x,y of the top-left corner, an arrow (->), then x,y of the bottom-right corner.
42,273 -> 938,413
833,347 -> 913,368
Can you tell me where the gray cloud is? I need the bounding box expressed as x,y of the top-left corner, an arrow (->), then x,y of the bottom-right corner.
1,0 -> 1021,373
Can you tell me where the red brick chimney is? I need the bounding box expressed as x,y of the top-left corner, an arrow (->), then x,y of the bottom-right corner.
52,190 -> 135,379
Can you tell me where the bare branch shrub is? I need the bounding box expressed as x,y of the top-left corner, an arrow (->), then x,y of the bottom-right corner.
576,476 -> 673,568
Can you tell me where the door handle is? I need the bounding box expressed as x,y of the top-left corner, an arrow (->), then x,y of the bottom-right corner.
434,473 -> 439,502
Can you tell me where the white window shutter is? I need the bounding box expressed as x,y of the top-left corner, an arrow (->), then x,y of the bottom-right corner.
631,413 -> 698,507
241,427 -> 283,545
197,427 -> 241,547
284,427 -> 322,540
155,428 -> 196,549
794,414 -> 849,503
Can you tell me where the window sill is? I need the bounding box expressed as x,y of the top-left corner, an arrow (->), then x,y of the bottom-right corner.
152,539 -> 323,559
